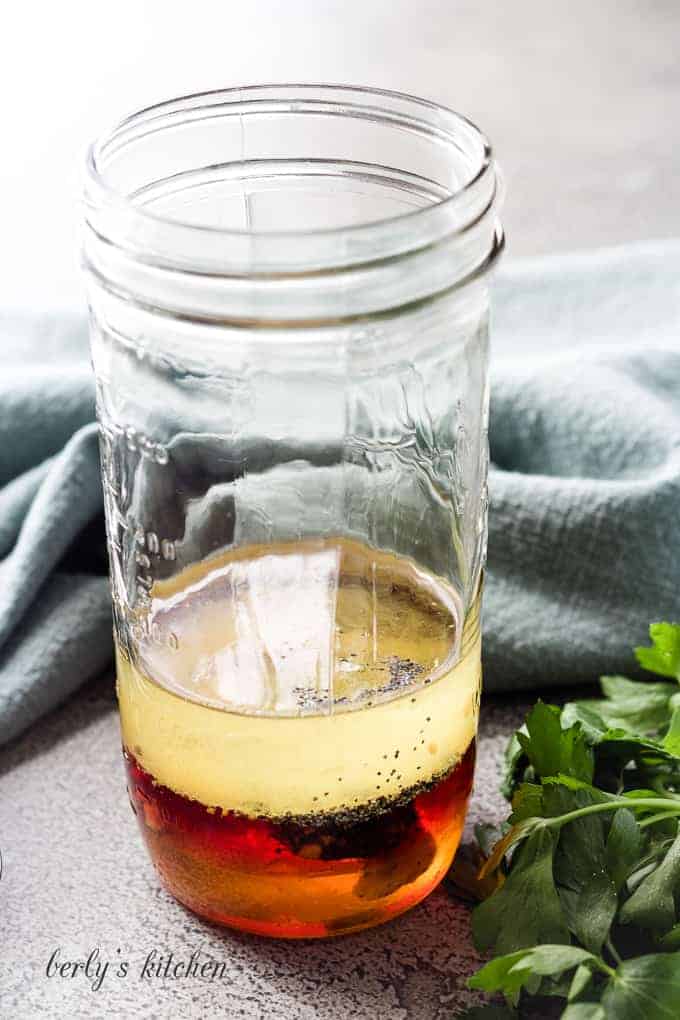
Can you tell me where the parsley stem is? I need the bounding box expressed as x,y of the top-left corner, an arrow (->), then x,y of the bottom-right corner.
639,810 -> 680,829
605,937 -> 623,967
546,797 -> 680,829
594,958 -> 617,979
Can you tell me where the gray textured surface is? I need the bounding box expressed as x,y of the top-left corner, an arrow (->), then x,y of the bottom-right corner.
3,1 -> 680,1017
0,675 -> 526,1019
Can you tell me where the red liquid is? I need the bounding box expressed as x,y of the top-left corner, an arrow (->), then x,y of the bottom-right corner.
125,740 -> 475,938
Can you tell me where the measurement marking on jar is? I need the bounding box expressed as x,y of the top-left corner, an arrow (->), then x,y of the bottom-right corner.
132,530 -> 178,626
131,618 -> 179,651
135,529 -> 175,562
100,420 -> 170,465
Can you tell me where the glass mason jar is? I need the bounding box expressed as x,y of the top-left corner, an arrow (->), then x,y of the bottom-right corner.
82,85 -> 503,939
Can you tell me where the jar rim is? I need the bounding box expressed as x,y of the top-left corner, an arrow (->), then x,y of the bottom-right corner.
86,83 -> 496,247
82,84 -> 502,321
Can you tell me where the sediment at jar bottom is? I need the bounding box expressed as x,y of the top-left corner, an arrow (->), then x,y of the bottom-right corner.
124,740 -> 475,938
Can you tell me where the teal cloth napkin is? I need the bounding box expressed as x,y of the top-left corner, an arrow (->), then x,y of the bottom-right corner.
1,241 -> 679,745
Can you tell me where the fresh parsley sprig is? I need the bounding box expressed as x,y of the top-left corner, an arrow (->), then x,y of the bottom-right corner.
459,622 -> 680,1019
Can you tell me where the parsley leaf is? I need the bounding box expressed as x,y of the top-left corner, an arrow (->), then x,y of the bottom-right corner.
516,702 -> 594,786
618,827 -> 680,932
560,702 -> 609,743
560,1006 -> 606,1020
469,945 -> 601,1006
580,675 -> 677,735
600,952 -> 680,1018
568,962 -> 594,1001
604,808 -> 643,891
472,827 -> 570,956
635,623 -> 680,680
501,730 -> 527,800
550,786 -> 620,952
657,923 -> 680,950
662,706 -> 680,755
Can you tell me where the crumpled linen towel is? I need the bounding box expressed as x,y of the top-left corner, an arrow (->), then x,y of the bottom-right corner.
1,241 -> 679,745
485,241 -> 680,689
0,312 -> 112,747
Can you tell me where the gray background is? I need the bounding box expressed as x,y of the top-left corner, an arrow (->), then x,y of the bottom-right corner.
2,0 -> 679,306
2,1 -> 679,1017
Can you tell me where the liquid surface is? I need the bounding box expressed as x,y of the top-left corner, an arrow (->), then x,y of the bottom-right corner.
135,536 -> 463,716
117,538 -> 481,936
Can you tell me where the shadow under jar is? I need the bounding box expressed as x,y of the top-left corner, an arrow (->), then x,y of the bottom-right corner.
82,85 -> 503,938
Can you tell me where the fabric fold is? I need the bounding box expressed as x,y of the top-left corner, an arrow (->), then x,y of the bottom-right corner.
0,425 -> 102,649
